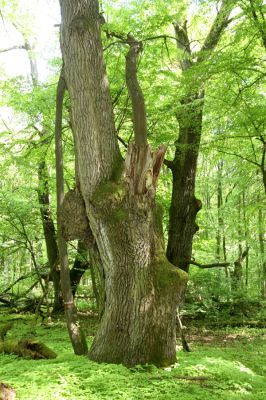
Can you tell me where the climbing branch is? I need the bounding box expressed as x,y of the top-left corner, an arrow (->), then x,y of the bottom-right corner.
198,0 -> 234,61
104,31 -> 150,146
173,20 -> 193,70
125,34 -> 147,146
55,69 -> 88,355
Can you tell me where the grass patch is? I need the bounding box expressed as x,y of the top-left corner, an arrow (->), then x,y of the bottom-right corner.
0,315 -> 265,399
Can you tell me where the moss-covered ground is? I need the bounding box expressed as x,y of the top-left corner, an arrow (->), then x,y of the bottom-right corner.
0,314 -> 265,400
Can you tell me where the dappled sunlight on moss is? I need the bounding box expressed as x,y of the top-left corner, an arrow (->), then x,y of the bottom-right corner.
0,317 -> 265,399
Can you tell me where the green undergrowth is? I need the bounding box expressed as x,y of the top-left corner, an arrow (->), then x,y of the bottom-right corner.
0,314 -> 265,400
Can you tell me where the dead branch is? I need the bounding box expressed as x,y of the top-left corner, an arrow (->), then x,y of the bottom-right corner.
0,44 -> 26,53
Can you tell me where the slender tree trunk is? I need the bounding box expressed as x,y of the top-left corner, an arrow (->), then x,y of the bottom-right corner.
258,207 -> 266,298
231,197 -> 244,292
55,70 -> 88,355
242,192 -> 249,287
37,161 -> 63,313
216,162 -> 223,262
59,0 -> 187,366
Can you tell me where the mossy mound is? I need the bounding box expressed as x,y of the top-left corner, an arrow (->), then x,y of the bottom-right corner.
0,339 -> 57,360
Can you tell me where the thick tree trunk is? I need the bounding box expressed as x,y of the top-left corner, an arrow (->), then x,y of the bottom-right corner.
166,1 -> 234,272
88,145 -> 187,366
231,248 -> 249,294
59,0 -> 187,366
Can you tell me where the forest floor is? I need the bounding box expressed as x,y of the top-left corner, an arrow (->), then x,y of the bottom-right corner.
0,313 -> 265,400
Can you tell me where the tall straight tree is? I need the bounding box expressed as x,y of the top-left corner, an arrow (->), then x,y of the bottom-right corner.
59,0 -> 187,366
166,0 -> 234,272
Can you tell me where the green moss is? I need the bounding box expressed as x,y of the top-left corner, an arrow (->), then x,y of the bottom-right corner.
154,255 -> 188,291
110,154 -> 124,182
93,181 -> 124,204
0,315 -> 266,400
108,208 -> 127,223
92,155 -> 124,205
153,205 -> 164,237
0,339 -> 57,359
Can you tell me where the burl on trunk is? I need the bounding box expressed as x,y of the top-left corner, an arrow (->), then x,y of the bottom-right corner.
59,0 -> 187,366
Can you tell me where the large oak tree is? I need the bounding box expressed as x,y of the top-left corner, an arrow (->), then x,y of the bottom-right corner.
59,0 -> 187,366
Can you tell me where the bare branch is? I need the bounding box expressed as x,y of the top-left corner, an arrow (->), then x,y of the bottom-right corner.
190,260 -> 230,269
214,147 -> 261,167
117,135 -> 128,149
0,45 -> 26,53
173,20 -> 193,70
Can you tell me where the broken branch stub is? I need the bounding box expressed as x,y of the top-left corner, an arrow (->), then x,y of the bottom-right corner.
124,143 -> 167,196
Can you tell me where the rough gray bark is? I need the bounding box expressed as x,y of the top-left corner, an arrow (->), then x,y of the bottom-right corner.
166,0 -> 234,272
88,144 -> 187,366
59,0 -> 187,366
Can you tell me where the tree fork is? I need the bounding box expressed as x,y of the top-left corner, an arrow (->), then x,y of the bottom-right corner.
60,0 -> 187,366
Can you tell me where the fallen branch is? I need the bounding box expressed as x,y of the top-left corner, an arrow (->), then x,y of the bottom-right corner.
174,375 -> 209,381
0,44 -> 26,53
2,271 -> 37,294
0,322 -> 13,341
0,297 -> 14,306
0,339 -> 57,360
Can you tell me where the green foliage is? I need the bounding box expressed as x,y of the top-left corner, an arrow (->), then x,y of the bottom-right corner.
0,0 -> 266,376
0,315 -> 265,399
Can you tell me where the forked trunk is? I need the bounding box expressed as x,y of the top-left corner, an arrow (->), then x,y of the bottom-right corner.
59,0 -> 187,366
88,145 -> 187,366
